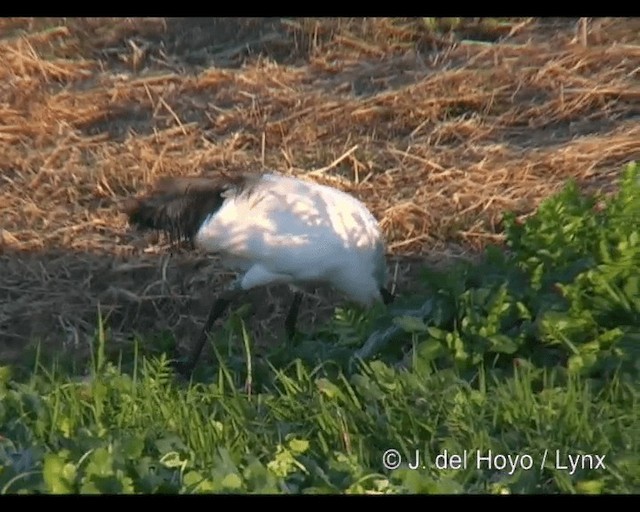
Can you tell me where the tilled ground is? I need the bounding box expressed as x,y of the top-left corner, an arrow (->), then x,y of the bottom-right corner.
1,17 -> 639,365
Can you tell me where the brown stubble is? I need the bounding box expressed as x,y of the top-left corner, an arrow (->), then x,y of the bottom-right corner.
1,17 -> 639,364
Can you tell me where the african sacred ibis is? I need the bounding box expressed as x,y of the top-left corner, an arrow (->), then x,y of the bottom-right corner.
123,171 -> 394,376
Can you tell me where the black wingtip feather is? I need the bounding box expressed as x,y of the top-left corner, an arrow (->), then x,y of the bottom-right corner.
124,175 -> 242,246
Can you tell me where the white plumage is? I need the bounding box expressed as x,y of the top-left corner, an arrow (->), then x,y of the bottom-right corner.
196,173 -> 388,305
124,171 -> 393,375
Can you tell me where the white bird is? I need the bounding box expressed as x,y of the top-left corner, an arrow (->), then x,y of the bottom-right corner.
123,171 -> 394,376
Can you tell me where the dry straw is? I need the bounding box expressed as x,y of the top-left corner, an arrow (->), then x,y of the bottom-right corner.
1,17 -> 639,361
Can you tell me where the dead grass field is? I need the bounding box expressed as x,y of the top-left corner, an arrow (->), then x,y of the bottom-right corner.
1,17 -> 639,365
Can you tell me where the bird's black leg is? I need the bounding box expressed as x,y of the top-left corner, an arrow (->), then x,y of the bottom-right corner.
284,291 -> 304,342
380,287 -> 395,305
177,286 -> 241,378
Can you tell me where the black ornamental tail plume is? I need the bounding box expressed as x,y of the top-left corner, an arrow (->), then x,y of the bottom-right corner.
122,174 -> 250,245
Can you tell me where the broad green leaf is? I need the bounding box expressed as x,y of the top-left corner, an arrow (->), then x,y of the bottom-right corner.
43,453 -> 76,494
394,316 -> 428,333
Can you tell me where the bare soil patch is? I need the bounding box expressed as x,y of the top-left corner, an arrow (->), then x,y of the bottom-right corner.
1,18 -> 639,364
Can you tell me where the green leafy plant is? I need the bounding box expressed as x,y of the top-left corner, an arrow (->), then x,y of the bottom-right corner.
392,162 -> 640,381
1,163 -> 639,494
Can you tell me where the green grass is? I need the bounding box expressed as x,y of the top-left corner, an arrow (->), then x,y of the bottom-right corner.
1,163 -> 639,494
